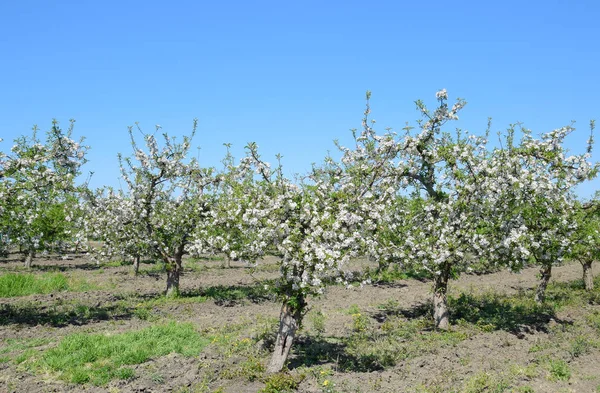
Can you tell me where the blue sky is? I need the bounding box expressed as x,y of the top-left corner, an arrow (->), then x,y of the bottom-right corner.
1,0 -> 599,197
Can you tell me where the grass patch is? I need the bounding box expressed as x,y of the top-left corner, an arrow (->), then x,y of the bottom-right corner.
587,311 -> 600,332
33,321 -> 209,385
0,272 -> 94,297
101,260 -> 132,268
0,337 -> 52,364
0,337 -> 51,354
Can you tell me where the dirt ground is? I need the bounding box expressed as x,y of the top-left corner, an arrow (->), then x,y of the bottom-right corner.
1,254 -> 599,393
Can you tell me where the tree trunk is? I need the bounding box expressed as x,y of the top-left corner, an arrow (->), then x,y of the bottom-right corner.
433,263 -> 451,330
24,248 -> 35,269
535,265 -> 552,304
267,295 -> 305,373
582,261 -> 594,291
133,255 -> 140,276
165,253 -> 183,297
222,257 -> 231,268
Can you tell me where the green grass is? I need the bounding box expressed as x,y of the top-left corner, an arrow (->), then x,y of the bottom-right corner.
101,260 -> 132,268
1,337 -> 51,353
31,321 -> 210,386
0,272 -> 94,297
0,337 -> 52,364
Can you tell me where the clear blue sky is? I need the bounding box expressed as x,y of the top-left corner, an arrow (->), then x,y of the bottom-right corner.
1,0 -> 599,197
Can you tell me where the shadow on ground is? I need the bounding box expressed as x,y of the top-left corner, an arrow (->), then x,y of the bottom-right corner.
289,335 -> 386,373
0,302 -> 134,327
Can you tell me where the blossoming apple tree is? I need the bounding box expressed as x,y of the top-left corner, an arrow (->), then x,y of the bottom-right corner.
0,120 -> 89,266
85,187 -> 150,274
112,122 -> 217,296
354,90 -> 597,326
484,123 -> 596,303
225,114 -> 399,372
569,196 -> 600,291
356,90 -> 500,330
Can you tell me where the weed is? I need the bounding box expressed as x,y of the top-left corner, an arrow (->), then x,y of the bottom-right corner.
377,298 -> 400,314
587,311 -> 600,332
569,335 -> 591,358
346,304 -> 361,315
547,359 -> 571,381
350,312 -> 369,333
221,355 -> 265,381
151,372 -> 165,384
259,372 -> 303,393
462,371 -> 509,393
509,363 -> 539,380
309,309 -> 326,335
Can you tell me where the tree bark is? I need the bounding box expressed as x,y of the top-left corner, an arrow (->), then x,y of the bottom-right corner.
222,257 -> 231,268
24,248 -> 35,269
133,255 -> 140,276
165,253 -> 183,297
535,264 -> 552,304
267,295 -> 305,373
433,263 -> 451,330
582,261 -> 594,291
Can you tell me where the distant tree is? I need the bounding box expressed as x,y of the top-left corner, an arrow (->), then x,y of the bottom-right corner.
86,187 -> 150,274
485,122 -> 597,303
0,120 -> 89,267
569,195 -> 600,291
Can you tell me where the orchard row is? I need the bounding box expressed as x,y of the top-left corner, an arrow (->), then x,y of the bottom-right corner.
1,90 -> 598,372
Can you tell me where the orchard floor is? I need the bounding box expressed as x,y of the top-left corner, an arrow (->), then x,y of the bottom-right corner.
1,254 -> 599,393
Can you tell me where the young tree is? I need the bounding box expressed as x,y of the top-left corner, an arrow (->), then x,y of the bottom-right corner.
232,124 -> 396,372
570,198 -> 600,290
116,122 -> 217,296
0,120 -> 89,267
85,188 -> 150,274
356,90 -> 499,330
485,123 -> 597,303
190,144 -> 274,267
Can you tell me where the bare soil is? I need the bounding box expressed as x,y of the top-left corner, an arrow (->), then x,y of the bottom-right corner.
1,254 -> 599,393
